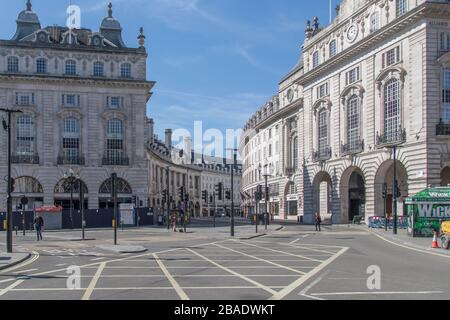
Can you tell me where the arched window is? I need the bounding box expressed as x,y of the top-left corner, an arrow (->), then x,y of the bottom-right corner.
93,61 -> 104,77
313,51 -> 320,68
347,95 -> 361,151
384,78 -> 401,142
54,178 -> 88,194
16,115 -> 34,155
106,118 -> 124,163
65,60 -> 77,75
329,40 -> 337,58
291,136 -> 298,171
370,12 -> 380,33
442,69 -> 450,123
318,109 -> 329,155
13,177 -> 43,193
120,63 -> 131,78
63,118 -> 80,160
7,56 -> 19,73
396,0 -> 407,17
99,177 -> 132,194
36,58 -> 48,74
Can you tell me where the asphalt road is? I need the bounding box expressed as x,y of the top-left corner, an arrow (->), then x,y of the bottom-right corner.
1,222 -> 450,300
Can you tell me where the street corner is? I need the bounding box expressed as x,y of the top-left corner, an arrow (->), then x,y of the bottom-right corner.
0,251 -> 32,271
95,245 -> 148,254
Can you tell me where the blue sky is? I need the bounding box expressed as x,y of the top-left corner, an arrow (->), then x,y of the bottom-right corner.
1,0 -> 338,148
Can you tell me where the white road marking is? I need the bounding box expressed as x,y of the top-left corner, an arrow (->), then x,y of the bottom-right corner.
298,270 -> 329,301
187,248 -> 277,296
55,264 -> 67,267
312,291 -> 444,296
269,247 -> 349,300
284,243 -> 336,255
12,268 -> 38,274
153,253 -> 189,300
9,286 -> 287,292
214,243 -> 305,275
233,240 -> 325,263
302,235 -> 310,238
90,257 -> 106,261
0,279 -> 25,296
289,239 -> 300,244
0,251 -> 40,274
82,262 -> 106,300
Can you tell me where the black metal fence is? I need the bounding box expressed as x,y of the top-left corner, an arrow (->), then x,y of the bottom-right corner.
0,207 -> 154,231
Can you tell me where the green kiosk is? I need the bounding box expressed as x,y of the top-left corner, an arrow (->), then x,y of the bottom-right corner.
406,187 -> 450,237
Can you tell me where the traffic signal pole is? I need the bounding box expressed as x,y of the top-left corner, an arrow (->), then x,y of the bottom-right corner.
1,108 -> 22,253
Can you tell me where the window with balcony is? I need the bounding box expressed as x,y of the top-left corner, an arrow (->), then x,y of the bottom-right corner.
7,56 -> 19,73
383,78 -> 402,143
16,115 -> 34,155
105,118 -> 126,165
62,117 -> 81,164
36,58 -> 48,74
120,63 -> 132,78
93,61 -> 104,77
65,60 -> 77,75
438,69 -> 450,135
396,0 -> 408,17
315,108 -> 331,161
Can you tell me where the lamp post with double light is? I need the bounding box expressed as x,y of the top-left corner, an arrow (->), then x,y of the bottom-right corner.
63,168 -> 80,230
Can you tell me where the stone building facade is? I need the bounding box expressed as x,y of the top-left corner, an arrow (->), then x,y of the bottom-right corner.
0,2 -> 154,211
240,0 -> 450,223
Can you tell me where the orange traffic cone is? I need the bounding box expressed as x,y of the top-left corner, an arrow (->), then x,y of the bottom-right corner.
432,230 -> 440,249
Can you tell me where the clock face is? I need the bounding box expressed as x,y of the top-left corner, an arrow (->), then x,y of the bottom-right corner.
93,37 -> 101,46
346,24 -> 359,43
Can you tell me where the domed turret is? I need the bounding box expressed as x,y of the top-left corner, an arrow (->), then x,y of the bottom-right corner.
12,0 -> 41,41
100,3 -> 126,47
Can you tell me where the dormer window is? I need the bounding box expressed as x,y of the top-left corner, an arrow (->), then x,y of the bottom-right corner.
120,63 -> 132,78
93,61 -> 104,77
7,57 -> 19,73
396,0 -> 408,17
36,58 -> 48,74
65,60 -> 77,75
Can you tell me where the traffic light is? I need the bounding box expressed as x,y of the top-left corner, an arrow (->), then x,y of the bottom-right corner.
132,195 -> 137,207
202,190 -> 208,202
215,183 -> 223,200
394,181 -> 401,199
10,178 -> 15,193
225,190 -> 231,200
382,183 -> 388,199
178,186 -> 185,199
255,185 -> 263,201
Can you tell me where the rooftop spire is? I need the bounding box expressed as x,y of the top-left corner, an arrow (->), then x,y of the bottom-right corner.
26,0 -> 32,11
108,2 -> 113,18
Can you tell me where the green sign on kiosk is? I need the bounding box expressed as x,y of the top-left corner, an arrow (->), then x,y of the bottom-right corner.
406,187 -> 450,237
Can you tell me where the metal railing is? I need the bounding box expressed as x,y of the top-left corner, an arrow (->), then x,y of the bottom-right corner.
57,156 -> 85,165
376,127 -> 406,147
313,146 -> 332,162
341,139 -> 364,156
11,154 -> 39,164
102,156 -> 130,166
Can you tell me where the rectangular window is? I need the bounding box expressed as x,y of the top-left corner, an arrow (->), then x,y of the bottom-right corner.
317,83 -> 329,98
329,40 -> 337,58
383,47 -> 400,68
7,57 -> 19,73
370,12 -> 380,33
442,69 -> 450,123
313,51 -> 320,68
62,94 -> 80,107
346,67 -> 360,85
15,93 -> 35,106
396,0 -> 408,17
93,62 -> 104,77
36,59 -> 47,74
107,96 -> 123,108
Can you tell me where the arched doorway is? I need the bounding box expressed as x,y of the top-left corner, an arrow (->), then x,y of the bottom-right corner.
340,167 -> 366,223
12,176 -> 44,210
312,171 -> 332,219
284,181 -> 298,219
54,178 -> 88,210
98,177 -> 132,208
374,160 -> 408,219
441,167 -> 450,186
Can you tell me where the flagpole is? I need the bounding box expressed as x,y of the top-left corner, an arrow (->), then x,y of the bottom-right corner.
329,0 -> 332,24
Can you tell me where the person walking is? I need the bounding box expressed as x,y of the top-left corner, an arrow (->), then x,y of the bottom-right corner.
315,212 -> 322,232
34,215 -> 44,241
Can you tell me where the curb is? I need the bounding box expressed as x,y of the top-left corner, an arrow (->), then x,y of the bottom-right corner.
238,225 -> 284,240
0,252 -> 31,272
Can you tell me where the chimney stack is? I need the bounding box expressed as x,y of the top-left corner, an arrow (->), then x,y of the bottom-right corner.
147,118 -> 154,143
165,129 -> 173,150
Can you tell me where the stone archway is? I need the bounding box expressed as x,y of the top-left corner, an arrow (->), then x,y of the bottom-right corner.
441,167 -> 450,187
312,171 -> 332,219
374,160 -> 408,219
340,167 -> 366,223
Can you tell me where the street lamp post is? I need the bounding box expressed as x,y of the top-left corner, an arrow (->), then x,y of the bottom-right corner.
1,108 -> 23,253
63,168 -> 80,230
259,163 -> 273,231
166,166 -> 171,231
226,149 -> 238,237
393,145 -> 398,235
